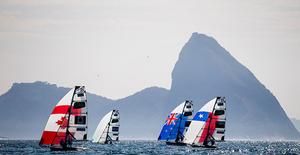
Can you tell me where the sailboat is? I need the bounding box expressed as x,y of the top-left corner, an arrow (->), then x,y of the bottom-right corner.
92,110 -> 120,144
39,86 -> 88,151
158,100 -> 193,145
183,97 -> 226,147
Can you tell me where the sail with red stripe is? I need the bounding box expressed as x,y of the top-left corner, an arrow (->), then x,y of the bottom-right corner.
39,86 -> 87,148
183,97 -> 226,147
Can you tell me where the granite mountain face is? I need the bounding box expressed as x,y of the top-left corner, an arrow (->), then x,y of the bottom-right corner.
168,33 -> 299,139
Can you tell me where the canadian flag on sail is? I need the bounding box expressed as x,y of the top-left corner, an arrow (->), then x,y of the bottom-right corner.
39,86 -> 87,146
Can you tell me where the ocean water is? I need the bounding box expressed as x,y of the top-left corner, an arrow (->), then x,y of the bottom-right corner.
0,140 -> 299,154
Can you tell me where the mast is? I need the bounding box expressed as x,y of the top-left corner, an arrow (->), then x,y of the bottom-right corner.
104,111 -> 114,144
64,86 -> 79,147
183,97 -> 221,146
41,86 -> 87,149
204,97 -> 218,144
174,101 -> 187,142
166,101 -> 187,142
158,101 -> 188,142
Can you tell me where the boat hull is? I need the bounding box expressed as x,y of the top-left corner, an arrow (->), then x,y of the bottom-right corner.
189,144 -> 217,148
50,146 -> 77,151
166,141 -> 187,146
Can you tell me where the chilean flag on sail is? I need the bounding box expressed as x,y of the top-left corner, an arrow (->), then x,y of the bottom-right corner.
193,111 -> 210,121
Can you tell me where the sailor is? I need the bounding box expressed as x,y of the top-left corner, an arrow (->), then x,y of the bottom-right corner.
204,134 -> 215,147
60,139 -> 67,149
175,132 -> 184,142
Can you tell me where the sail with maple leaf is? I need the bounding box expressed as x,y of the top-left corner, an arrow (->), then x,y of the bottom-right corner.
39,86 -> 87,150
158,100 -> 193,145
183,97 -> 226,147
92,110 -> 120,144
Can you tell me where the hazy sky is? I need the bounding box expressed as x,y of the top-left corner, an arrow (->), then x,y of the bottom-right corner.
0,0 -> 299,119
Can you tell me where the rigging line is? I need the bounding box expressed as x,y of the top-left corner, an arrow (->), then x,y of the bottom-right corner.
100,125 -> 110,142
166,101 -> 187,142
175,101 -> 187,142
193,124 -> 207,144
105,111 -> 114,143
65,87 -> 79,144
50,88 -> 77,147
50,116 -> 68,146
84,88 -> 88,138
192,98 -> 217,145
98,124 -> 110,140
205,98 -> 218,143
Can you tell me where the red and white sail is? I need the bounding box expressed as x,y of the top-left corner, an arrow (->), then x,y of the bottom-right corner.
183,97 -> 226,146
39,86 -> 87,146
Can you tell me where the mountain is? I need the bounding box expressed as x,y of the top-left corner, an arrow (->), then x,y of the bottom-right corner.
0,82 -> 111,139
0,81 -> 168,140
0,32 -> 299,140
168,32 -> 300,139
291,118 -> 300,133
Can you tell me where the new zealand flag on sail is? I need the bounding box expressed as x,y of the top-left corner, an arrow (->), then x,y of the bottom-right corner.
193,111 -> 210,121
158,113 -> 187,141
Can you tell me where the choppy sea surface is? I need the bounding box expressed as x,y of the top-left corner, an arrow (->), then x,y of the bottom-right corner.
0,140 -> 299,154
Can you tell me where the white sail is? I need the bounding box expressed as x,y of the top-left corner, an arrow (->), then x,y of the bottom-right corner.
171,102 -> 186,114
92,110 -> 120,143
183,97 -> 226,146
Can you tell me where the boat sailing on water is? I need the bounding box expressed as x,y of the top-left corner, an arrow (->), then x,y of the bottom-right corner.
39,86 -> 88,151
184,97 -> 226,147
158,100 -> 193,145
92,110 -> 120,144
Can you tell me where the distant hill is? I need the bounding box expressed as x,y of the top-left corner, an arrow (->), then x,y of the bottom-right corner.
168,32 -> 300,140
0,82 -> 168,140
0,82 -> 111,139
0,32 -> 299,140
290,118 -> 300,133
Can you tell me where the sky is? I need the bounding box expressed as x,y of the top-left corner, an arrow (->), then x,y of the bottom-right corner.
0,0 -> 299,119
